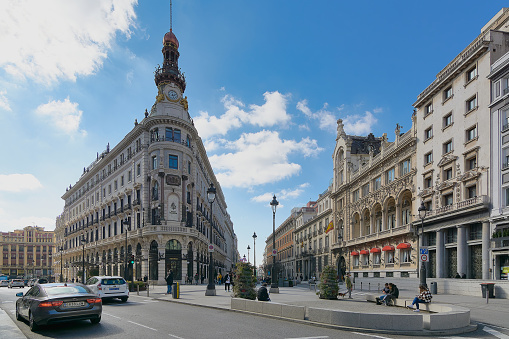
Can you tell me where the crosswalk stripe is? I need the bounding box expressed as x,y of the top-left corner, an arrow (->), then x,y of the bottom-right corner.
483,326 -> 509,339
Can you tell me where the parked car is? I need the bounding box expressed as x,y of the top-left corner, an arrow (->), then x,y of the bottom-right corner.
15,283 -> 102,331
27,279 -> 36,287
34,278 -> 49,285
0,280 -> 9,287
9,279 -> 25,288
86,276 -> 129,302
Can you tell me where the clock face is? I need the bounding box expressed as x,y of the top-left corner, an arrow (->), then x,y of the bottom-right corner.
168,90 -> 179,101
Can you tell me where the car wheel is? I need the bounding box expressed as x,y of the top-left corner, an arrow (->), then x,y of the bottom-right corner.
120,297 -> 128,302
90,316 -> 101,324
29,312 -> 38,331
15,307 -> 22,321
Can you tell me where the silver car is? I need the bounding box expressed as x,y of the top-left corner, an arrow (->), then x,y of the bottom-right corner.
15,283 -> 102,331
9,279 -> 24,288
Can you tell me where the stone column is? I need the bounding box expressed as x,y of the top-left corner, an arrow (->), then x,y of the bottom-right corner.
436,229 -> 445,278
457,226 -> 467,277
158,249 -> 166,285
482,221 -> 490,280
382,210 -> 387,231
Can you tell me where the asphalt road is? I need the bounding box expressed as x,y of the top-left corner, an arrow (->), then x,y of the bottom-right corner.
1,286 -> 509,339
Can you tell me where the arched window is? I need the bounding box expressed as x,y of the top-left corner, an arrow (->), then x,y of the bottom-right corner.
152,181 -> 159,201
166,239 -> 182,251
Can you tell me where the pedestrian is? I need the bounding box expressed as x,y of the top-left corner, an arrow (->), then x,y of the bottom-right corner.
165,270 -> 173,295
376,283 -> 390,305
383,283 -> 399,306
257,283 -> 270,301
201,274 -> 204,284
224,273 -> 231,291
143,275 -> 148,283
407,284 -> 432,312
345,273 -> 353,299
217,272 -> 222,285
194,272 -> 199,285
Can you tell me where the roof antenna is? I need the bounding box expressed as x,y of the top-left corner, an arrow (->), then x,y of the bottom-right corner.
170,0 -> 172,30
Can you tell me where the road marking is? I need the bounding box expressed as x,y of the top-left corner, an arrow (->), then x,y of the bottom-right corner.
483,326 -> 509,339
168,334 -> 186,339
478,323 -> 509,332
352,332 -> 393,339
128,320 -> 157,331
102,312 -> 121,319
2,301 -> 14,303
285,337 -> 329,339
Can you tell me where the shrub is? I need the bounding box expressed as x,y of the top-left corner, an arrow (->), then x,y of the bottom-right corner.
317,265 -> 339,299
233,262 -> 256,300
128,281 -> 146,291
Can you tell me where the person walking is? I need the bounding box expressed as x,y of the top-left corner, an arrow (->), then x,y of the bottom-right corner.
345,273 -> 353,299
194,272 -> 199,285
224,273 -> 231,291
407,284 -> 432,312
165,270 -> 174,295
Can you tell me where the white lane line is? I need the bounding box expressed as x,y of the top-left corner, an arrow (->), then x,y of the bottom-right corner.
285,337 -> 329,339
478,323 -> 509,332
168,334 -> 186,339
102,312 -> 121,319
483,326 -> 509,339
352,332 -> 393,339
128,320 -> 158,331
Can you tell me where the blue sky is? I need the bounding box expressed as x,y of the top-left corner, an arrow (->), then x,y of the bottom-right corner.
0,0 -> 507,267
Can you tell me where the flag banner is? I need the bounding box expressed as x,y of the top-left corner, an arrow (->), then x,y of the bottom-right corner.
325,220 -> 334,234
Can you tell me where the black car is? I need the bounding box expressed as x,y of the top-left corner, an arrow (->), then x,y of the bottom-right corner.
15,283 -> 102,331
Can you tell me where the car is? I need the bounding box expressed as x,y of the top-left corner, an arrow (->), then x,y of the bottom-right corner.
9,279 -> 25,288
86,276 -> 129,302
0,280 -> 9,287
15,283 -> 102,331
27,279 -> 36,287
34,278 -> 49,285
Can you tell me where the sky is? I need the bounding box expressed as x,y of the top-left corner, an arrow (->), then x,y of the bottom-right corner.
0,0 -> 507,268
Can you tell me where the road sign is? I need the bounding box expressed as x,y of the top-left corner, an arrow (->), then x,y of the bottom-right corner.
272,249 -> 277,256
208,244 -> 214,252
420,254 -> 429,262
420,248 -> 429,255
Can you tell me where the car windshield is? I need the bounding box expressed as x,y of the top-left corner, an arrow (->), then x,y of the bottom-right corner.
45,286 -> 91,295
101,278 -> 126,285
38,279 -> 48,284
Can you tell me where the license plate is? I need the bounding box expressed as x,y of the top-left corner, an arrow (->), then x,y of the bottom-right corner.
63,301 -> 86,307
110,287 -> 119,290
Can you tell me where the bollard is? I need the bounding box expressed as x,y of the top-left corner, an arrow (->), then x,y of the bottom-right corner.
369,282 -> 371,291
137,284 -> 139,296
486,288 -> 489,304
361,282 -> 363,291
378,283 -> 380,291
147,282 -> 150,297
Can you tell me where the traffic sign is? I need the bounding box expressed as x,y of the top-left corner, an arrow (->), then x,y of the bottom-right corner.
420,254 -> 429,262
272,249 -> 277,256
208,244 -> 214,252
420,248 -> 428,255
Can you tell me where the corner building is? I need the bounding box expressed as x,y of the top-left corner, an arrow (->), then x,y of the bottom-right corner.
54,28 -> 237,284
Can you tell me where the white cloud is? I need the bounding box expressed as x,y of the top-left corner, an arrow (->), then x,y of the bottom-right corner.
251,183 -> 310,203
209,130 -> 323,188
194,91 -> 290,139
35,97 -> 87,136
0,0 -> 137,85
342,111 -> 378,135
0,174 -> 43,192
296,100 -> 337,133
0,90 -> 11,111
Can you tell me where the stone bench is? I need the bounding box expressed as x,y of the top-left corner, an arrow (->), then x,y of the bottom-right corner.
231,298 -> 305,320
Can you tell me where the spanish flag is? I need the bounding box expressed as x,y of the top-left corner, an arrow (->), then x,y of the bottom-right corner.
325,220 -> 334,234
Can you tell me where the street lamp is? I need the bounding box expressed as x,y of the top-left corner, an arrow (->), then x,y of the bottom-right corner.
205,183 -> 216,296
122,215 -> 131,281
418,201 -> 427,286
270,195 -> 279,292
252,232 -> 257,279
247,245 -> 250,263
80,235 -> 87,284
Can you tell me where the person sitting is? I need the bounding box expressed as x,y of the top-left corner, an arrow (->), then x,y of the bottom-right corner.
407,284 -> 432,312
384,283 -> 399,306
376,283 -> 390,305
455,272 -> 461,279
257,283 -> 271,301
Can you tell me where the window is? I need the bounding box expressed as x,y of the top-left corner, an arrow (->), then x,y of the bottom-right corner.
152,156 -> 157,170
128,171 -> 132,182
188,161 -> 191,174
108,185 -> 111,194
386,251 -> 394,264
362,183 -> 369,197
467,66 -> 477,82
443,112 -> 453,128
353,189 -> 360,202
503,109 -> 509,131
467,156 -> 477,170
121,176 -> 124,187
466,96 -> 477,112
424,176 -> 432,188
114,181 -> 118,191
386,168 -> 395,183
466,125 -> 477,142
137,163 -> 141,176
425,127 -> 433,140
373,252 -> 381,265
169,155 -> 178,169
443,140 -> 453,154
425,102 -> 433,115
505,187 -> 509,207
467,185 -> 476,199
443,86 -> 453,101
424,152 -> 433,165
165,127 -> 172,141
494,80 -> 501,100
444,167 -> 453,180
374,176 -> 381,190
401,159 -> 411,175
443,193 -> 453,206
400,249 -> 411,263
151,128 -> 159,141
173,129 -> 181,143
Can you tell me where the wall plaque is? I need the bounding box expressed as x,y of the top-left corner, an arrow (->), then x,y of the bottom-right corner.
166,174 -> 181,186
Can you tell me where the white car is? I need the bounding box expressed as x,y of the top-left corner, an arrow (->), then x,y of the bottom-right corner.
0,280 -> 9,287
86,276 -> 129,302
8,279 -> 24,288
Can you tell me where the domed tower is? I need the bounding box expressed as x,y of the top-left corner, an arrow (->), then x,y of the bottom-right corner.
154,28 -> 186,93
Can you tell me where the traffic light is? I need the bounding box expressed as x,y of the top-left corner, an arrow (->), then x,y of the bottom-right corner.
130,255 -> 135,265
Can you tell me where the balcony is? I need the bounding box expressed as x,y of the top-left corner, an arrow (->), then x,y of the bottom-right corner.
426,195 -> 489,218
133,199 -> 140,207
492,236 -> 509,249
347,223 -> 412,246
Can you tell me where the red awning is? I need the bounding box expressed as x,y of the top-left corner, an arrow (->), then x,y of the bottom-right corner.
396,242 -> 412,249
351,251 -> 359,256
382,245 -> 395,252
360,249 -> 369,255
370,248 -> 381,253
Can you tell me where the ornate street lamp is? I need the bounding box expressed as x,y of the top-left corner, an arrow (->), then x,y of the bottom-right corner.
418,201 -> 427,286
57,246 -> 64,282
270,195 -> 279,293
205,183 -> 216,296
247,245 -> 250,263
80,235 -> 87,284
252,232 -> 257,279
122,215 -> 131,280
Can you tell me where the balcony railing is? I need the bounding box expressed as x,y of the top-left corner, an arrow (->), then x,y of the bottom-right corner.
492,236 -> 509,249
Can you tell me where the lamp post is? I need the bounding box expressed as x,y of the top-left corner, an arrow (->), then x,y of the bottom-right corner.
270,195 -> 279,292
252,232 -> 257,279
247,245 -> 250,263
205,183 -> 216,296
80,235 -> 87,284
418,201 -> 427,286
122,215 -> 131,280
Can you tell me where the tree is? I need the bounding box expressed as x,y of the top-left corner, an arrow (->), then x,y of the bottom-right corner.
317,265 -> 339,299
233,262 -> 256,300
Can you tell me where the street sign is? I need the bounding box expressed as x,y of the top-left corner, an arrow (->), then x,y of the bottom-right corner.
420,248 -> 429,255
420,254 -> 429,262
272,249 -> 277,256
208,244 -> 214,252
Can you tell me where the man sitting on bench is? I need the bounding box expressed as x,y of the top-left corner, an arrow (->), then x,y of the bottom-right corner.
383,283 -> 399,306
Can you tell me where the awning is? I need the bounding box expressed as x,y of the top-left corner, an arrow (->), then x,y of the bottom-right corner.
382,245 -> 395,252
360,250 -> 369,255
370,248 -> 381,253
396,242 -> 412,249
351,251 -> 359,256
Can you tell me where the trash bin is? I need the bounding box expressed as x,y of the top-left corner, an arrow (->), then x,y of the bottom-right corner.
430,282 -> 437,294
480,283 -> 495,298
288,280 -> 293,287
172,282 -> 180,299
